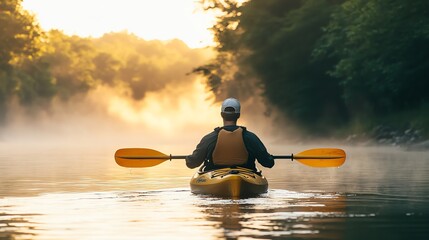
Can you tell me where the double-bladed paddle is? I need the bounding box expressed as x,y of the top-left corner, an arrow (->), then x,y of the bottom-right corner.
114,148 -> 346,168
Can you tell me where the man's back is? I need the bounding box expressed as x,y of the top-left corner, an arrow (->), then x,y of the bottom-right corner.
186,125 -> 274,170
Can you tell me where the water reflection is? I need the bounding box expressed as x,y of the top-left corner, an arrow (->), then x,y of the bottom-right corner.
195,190 -> 347,239
1,146 -> 429,239
1,187 -> 429,239
0,189 -> 348,239
0,213 -> 39,240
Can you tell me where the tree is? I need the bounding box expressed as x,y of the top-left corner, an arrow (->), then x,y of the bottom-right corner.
41,30 -> 97,99
196,0 -> 347,132
0,0 -> 43,119
0,0 -> 41,69
315,0 -> 429,118
93,52 -> 120,86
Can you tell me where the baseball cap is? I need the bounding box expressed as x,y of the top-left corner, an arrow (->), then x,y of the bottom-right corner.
221,98 -> 241,113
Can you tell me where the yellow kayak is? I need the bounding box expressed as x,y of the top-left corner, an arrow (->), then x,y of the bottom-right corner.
190,167 -> 268,198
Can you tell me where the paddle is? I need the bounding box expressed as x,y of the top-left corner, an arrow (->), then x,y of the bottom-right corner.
115,148 -> 346,168
271,148 -> 346,167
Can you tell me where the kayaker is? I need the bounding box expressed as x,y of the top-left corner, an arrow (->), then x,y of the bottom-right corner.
186,98 -> 274,171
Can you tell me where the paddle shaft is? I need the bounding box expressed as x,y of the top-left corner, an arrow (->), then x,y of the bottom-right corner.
118,155 -> 187,159
273,155 -> 344,159
119,154 -> 342,160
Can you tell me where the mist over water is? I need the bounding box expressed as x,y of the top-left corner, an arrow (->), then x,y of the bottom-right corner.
0,76 -> 289,156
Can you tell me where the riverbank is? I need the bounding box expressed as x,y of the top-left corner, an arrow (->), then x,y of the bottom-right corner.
344,125 -> 429,150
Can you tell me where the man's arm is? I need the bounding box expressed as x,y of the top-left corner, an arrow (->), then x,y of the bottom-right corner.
186,131 -> 217,169
244,131 -> 275,168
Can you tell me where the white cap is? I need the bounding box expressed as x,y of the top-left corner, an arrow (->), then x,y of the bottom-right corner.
221,98 -> 241,113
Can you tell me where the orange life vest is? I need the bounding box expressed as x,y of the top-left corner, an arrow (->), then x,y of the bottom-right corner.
212,127 -> 249,166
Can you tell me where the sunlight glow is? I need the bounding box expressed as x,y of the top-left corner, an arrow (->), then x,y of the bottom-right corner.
107,79 -> 220,135
22,0 -> 217,48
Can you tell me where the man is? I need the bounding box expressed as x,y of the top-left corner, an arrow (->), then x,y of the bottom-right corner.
186,98 -> 274,171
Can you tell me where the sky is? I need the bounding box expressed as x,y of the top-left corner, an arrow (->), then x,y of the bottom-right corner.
22,0 -> 218,48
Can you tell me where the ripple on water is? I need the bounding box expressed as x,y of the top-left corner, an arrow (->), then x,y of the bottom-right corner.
1,188 -> 428,239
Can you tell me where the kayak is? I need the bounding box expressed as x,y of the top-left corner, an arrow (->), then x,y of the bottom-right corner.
190,167 -> 268,198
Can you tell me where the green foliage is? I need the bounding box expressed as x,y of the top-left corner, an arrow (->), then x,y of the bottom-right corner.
0,0 -> 41,68
315,0 -> 429,117
39,30 -> 98,99
14,57 -> 56,105
92,52 -> 120,86
198,0 -> 347,132
243,0 -> 347,131
198,0 -> 429,136
0,0 -> 44,119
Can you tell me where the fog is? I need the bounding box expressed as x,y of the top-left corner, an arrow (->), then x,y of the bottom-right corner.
0,77 -> 294,155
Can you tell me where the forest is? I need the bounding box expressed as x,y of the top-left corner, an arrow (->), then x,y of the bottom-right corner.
195,0 -> 429,143
1,0 -> 428,143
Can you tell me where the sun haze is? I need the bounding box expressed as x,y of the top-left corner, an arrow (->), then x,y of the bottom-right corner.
22,0 -> 217,48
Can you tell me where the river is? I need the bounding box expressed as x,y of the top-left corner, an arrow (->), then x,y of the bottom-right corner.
0,145 -> 428,239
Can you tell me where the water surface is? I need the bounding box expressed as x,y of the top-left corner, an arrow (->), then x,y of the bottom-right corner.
1,145 -> 428,239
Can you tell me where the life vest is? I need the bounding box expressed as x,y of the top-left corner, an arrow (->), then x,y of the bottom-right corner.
212,127 -> 249,166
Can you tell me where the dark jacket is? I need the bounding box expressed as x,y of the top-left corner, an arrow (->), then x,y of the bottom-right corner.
186,125 -> 274,170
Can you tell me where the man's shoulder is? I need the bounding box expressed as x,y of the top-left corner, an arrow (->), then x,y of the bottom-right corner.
241,127 -> 262,142
241,127 -> 256,136
201,129 -> 220,140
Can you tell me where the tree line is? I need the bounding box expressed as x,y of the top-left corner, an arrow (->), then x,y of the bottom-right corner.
195,0 -> 429,136
0,0 -> 208,121
2,0 -> 428,138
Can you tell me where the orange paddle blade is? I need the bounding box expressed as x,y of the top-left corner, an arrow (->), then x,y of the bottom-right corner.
115,148 -> 170,168
294,148 -> 346,167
